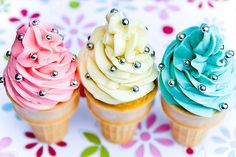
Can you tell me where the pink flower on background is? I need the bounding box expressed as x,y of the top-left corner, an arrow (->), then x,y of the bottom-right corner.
144,0 -> 180,20
54,15 -> 96,51
122,113 -> 174,157
187,0 -> 227,9
9,9 -> 40,28
24,132 -> 67,157
0,137 -> 16,157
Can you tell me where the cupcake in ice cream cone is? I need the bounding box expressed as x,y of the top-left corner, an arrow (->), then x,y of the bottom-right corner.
159,23 -> 236,146
79,9 -> 158,144
1,20 -> 80,144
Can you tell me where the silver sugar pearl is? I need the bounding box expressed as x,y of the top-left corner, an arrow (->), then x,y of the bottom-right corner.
30,53 -> 37,60
32,19 -> 40,25
198,84 -> 206,92
72,55 -> 77,61
158,63 -> 165,71
6,51 -> 11,57
87,42 -> 94,50
184,60 -> 190,66
17,34 -> 24,41
133,61 -> 141,69
39,90 -> 47,97
144,46 -> 150,54
51,28 -> 59,34
122,18 -> 129,26
220,103 -> 228,110
132,85 -> 139,92
220,45 -> 224,50
226,50 -> 234,58
46,35 -> 52,40
201,25 -> 210,33
177,33 -> 186,41
85,72 -> 91,80
168,79 -> 175,87
0,77 -> 4,83
110,8 -> 118,13
15,73 -> 23,82
119,57 -> 126,64
71,80 -> 78,87
110,66 -> 117,72
151,50 -> 155,57
211,74 -> 218,81
52,71 -> 58,77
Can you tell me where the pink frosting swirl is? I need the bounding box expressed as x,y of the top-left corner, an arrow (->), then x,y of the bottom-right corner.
3,21 -> 79,110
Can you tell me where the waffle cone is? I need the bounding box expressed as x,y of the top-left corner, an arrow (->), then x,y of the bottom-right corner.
8,89 -> 79,144
161,97 -> 225,147
85,85 -> 157,144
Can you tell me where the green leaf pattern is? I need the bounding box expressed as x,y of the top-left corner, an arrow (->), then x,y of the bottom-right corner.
81,132 -> 109,157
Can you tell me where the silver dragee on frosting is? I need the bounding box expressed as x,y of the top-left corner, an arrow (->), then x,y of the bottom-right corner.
79,10 -> 157,104
159,23 -> 236,117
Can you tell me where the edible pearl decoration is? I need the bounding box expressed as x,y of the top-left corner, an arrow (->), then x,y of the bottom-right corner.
15,73 -> 23,82
177,33 -> 186,41
198,84 -> 206,92
158,63 -> 165,71
132,85 -> 139,92
87,42 -> 94,50
168,79 -> 175,87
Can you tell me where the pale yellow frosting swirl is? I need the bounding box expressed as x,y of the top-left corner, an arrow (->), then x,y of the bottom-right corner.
79,11 -> 157,104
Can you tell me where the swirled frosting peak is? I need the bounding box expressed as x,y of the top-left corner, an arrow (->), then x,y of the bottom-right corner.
159,23 -> 236,117
79,10 -> 157,104
3,20 -> 79,110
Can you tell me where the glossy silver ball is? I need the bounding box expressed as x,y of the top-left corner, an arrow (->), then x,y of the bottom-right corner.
201,25 -> 210,33
46,35 -> 52,40
168,79 -> 175,87
51,28 -> 59,34
110,8 -> 118,13
144,46 -> 150,54
110,66 -> 117,72
119,57 -> 126,64
0,77 -> 4,83
183,60 -> 190,66
17,34 -> 24,41
220,103 -> 228,110
220,45 -> 224,50
87,42 -> 94,50
132,85 -> 139,92
133,61 -> 141,69
72,55 -> 77,61
177,33 -> 186,41
15,73 -> 23,82
30,53 -> 37,60
52,71 -> 58,77
6,51 -> 11,57
158,63 -> 165,71
198,84 -> 206,92
39,90 -> 47,97
226,50 -> 234,58
32,19 -> 40,25
85,73 -> 91,80
150,50 -> 155,57
211,74 -> 218,81
71,80 -> 79,87
122,18 -> 129,26
221,59 -> 227,65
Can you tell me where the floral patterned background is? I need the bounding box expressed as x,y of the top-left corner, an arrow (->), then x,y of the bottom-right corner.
0,0 -> 236,157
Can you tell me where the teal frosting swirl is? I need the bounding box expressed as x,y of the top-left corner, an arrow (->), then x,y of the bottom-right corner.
159,24 -> 236,117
